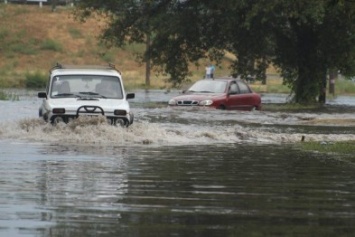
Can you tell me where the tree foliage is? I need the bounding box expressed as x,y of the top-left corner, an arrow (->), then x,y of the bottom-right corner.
75,0 -> 355,103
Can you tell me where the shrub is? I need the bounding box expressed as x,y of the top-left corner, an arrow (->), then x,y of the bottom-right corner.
0,29 -> 9,41
101,51 -> 115,63
0,90 -> 19,101
25,71 -> 47,89
10,42 -> 38,55
0,90 -> 7,100
40,39 -> 63,52
68,27 -> 83,39
335,79 -> 355,95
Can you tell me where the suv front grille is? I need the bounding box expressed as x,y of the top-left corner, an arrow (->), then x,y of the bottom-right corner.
77,105 -> 105,116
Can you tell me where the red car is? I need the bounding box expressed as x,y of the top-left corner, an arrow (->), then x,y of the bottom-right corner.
168,77 -> 261,110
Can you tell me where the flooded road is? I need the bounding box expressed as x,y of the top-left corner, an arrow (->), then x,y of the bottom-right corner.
1,90 -> 355,236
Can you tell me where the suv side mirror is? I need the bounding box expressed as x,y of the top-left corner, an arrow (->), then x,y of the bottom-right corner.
38,92 -> 47,99
126,93 -> 135,99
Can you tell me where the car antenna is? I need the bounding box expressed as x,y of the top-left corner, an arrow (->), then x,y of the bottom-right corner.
50,62 -> 62,72
108,63 -> 121,75
108,63 -> 115,69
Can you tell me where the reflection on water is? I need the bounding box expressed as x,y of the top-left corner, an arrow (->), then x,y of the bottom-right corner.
1,142 -> 355,236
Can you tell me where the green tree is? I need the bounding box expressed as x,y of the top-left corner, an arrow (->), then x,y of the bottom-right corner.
267,0 -> 355,103
75,0 -> 173,86
75,0 -> 355,103
74,0 -> 214,86
200,0 -> 355,103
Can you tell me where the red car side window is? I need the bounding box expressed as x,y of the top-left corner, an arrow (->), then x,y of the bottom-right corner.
237,81 -> 251,94
229,83 -> 239,94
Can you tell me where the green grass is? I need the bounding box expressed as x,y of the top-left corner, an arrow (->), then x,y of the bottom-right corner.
0,29 -> 9,41
40,39 -> 63,52
25,70 -> 47,89
68,27 -> 83,39
0,90 -> 19,101
265,84 -> 290,93
262,103 -> 323,112
300,141 -> 355,156
100,50 -> 116,63
0,30 -> 63,57
0,90 -> 7,100
10,42 -> 38,55
335,79 -> 355,95
2,30 -> 38,56
251,78 -> 355,95
0,65 -> 25,88
123,43 -> 146,55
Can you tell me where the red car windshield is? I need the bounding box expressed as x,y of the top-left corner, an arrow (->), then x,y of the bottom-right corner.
188,80 -> 227,93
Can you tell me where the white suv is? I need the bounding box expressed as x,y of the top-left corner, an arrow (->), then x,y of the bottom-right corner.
38,63 -> 135,126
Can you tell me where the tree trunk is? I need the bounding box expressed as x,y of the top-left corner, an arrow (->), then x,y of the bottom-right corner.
295,67 -> 318,104
145,33 -> 151,86
328,69 -> 337,96
318,71 -> 327,104
293,24 -> 326,104
52,0 -> 58,12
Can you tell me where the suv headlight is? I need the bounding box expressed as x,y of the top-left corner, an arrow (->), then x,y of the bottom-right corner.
52,108 -> 65,114
168,99 -> 176,105
114,109 -> 127,115
199,100 -> 213,106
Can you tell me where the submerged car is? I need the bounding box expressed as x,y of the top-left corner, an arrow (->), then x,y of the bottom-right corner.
38,63 -> 135,126
168,77 -> 261,110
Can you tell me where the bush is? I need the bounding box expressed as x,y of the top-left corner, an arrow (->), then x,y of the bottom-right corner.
68,27 -> 83,39
0,90 -> 7,100
0,90 -> 19,101
40,39 -> 63,52
25,71 -> 47,89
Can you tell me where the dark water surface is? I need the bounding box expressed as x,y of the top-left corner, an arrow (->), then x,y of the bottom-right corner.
1,142 -> 355,237
1,90 -> 355,236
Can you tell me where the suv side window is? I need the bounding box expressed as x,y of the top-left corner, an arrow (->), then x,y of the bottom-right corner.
237,81 -> 251,94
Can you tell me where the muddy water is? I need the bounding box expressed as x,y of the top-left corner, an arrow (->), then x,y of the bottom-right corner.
1,90 -> 355,237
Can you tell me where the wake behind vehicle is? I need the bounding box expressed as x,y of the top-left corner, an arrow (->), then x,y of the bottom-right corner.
168,77 -> 261,110
38,63 -> 135,126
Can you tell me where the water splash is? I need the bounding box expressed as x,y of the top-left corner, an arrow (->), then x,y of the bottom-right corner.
1,115 -> 355,146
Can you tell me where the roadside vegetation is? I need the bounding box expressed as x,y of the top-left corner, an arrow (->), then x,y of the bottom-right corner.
24,71 -> 47,89
0,4 -> 155,88
299,141 -> 355,161
0,4 -> 243,90
1,4 -> 355,94
0,90 -> 19,101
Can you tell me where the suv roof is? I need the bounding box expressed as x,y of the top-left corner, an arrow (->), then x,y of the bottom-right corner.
50,63 -> 122,75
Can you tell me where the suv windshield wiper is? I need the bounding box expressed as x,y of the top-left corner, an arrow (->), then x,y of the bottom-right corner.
54,93 -> 78,97
79,92 -> 107,98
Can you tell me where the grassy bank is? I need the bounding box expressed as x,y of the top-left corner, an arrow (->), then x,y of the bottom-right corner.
299,141 -> 355,161
0,4 -> 234,89
0,4 -> 296,92
301,141 -> 355,154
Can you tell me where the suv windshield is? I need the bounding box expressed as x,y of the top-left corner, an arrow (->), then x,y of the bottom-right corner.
50,75 -> 123,99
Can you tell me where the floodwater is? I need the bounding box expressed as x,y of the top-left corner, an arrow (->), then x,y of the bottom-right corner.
1,89 -> 355,237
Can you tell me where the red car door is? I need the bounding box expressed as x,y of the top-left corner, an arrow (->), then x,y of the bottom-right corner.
226,80 -> 254,110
